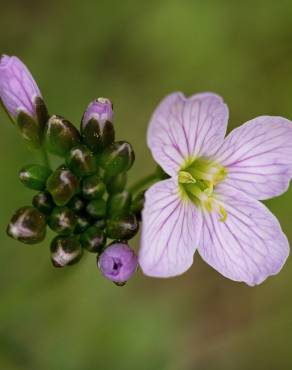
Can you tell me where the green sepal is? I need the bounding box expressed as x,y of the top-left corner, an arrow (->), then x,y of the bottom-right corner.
45,115 -> 81,157
66,144 -> 97,177
86,199 -> 107,218
32,191 -> 55,215
48,206 -> 77,235
19,164 -> 52,190
82,175 -> 106,200
107,190 -> 132,218
105,172 -> 127,194
50,235 -> 83,267
81,118 -> 115,153
80,226 -> 106,253
35,97 -> 49,130
17,111 -> 42,148
99,141 -> 135,177
106,214 -> 139,240
7,206 -> 47,244
46,168 -> 79,206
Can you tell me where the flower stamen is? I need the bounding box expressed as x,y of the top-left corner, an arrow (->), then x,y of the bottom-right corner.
178,158 -> 228,222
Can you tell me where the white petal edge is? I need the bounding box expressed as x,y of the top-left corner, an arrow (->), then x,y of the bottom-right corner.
147,92 -> 229,176
139,178 -> 203,277
198,184 -> 289,286
214,116 -> 292,200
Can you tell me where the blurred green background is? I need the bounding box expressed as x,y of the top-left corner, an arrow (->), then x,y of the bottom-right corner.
1,0 -> 292,369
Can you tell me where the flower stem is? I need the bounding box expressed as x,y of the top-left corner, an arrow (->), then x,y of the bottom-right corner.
129,171 -> 161,195
40,147 -> 51,169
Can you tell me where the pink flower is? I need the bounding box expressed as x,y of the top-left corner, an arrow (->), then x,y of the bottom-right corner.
139,92 -> 292,285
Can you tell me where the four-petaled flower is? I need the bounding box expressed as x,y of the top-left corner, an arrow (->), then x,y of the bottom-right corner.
139,92 -> 292,285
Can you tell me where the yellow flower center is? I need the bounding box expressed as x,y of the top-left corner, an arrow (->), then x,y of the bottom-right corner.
178,158 -> 228,221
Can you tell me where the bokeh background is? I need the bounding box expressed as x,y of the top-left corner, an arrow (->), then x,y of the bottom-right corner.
1,1 -> 292,369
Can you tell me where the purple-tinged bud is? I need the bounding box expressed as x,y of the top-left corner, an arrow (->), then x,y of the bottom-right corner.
82,98 -> 113,127
81,98 -> 114,153
0,55 -> 48,147
0,55 -> 41,120
98,243 -> 138,284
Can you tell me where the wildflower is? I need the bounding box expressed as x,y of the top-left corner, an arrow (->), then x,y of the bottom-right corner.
0,55 -> 42,119
98,243 -> 138,284
81,98 -> 114,152
139,92 -> 292,285
0,55 -> 48,147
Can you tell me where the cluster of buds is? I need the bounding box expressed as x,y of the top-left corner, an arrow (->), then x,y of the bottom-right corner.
1,55 -> 140,285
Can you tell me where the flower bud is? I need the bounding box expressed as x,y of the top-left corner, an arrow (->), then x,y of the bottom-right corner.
81,98 -> 114,153
74,215 -> 90,234
7,206 -> 46,244
46,167 -> 79,206
82,175 -> 106,200
130,191 -> 145,221
66,144 -> 97,177
98,243 -> 138,284
67,195 -> 85,213
48,206 -> 77,235
45,115 -> 81,157
50,235 -> 83,267
106,214 -> 139,240
94,219 -> 106,230
107,191 -> 132,218
0,55 -> 48,147
80,226 -> 106,253
105,172 -> 127,194
19,164 -> 52,190
100,141 -> 135,177
32,191 -> 54,215
86,199 -> 107,219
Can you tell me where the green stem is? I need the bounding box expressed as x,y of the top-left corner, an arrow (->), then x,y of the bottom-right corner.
129,171 -> 160,195
40,147 -> 51,169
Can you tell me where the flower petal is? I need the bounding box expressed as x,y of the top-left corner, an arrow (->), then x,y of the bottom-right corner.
139,178 -> 202,277
198,185 -> 289,286
0,56 -> 42,119
147,92 -> 229,176
215,116 -> 292,200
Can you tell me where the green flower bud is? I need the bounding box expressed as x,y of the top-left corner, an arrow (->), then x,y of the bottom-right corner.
48,206 -> 77,235
66,144 -> 97,177
130,191 -> 145,221
50,235 -> 83,267
74,215 -> 90,234
19,164 -> 52,190
105,172 -> 127,194
94,219 -> 106,230
32,191 -> 54,215
67,195 -> 85,213
99,141 -> 135,177
46,168 -> 79,206
7,206 -> 46,244
45,115 -> 81,157
82,175 -> 106,200
86,199 -> 107,218
80,226 -> 106,253
107,191 -> 132,218
106,214 -> 139,240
